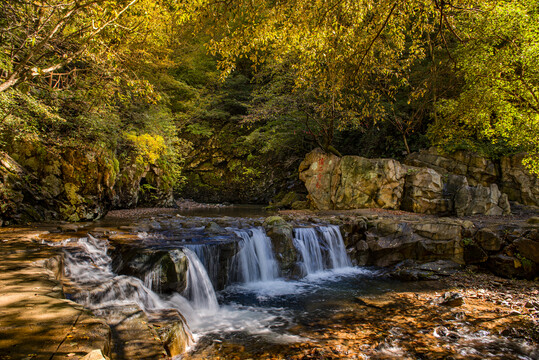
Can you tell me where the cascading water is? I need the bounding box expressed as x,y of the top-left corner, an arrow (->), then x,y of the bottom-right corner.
63,235 -> 195,316
182,248 -> 219,313
293,225 -> 352,275
185,244 -> 221,288
293,227 -> 325,274
319,225 -> 352,269
48,220 -> 384,358
232,228 -> 279,283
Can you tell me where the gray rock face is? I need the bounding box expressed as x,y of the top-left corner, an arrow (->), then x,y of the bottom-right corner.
298,148 -> 341,210
332,156 -> 407,210
405,148 -> 498,186
342,213 -> 538,279
406,148 -> 539,207
299,148 -> 511,216
446,175 -> 511,216
501,153 -> 539,206
351,218 -> 465,267
401,167 -> 449,215
299,149 -> 408,210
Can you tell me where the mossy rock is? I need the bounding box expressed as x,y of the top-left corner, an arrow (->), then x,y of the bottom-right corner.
263,216 -> 288,227
291,200 -> 309,210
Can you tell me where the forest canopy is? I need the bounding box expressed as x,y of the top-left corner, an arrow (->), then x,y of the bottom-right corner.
1,0 -> 538,181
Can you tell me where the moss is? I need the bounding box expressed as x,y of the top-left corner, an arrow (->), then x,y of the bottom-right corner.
64,182 -> 81,205
263,216 -> 288,227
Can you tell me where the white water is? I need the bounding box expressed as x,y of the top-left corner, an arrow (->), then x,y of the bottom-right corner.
319,225 -> 352,268
293,227 -> 325,274
182,248 -> 219,313
293,225 -> 351,275
185,244 -> 221,287
232,228 -> 279,283
58,225 -> 361,353
63,235 -> 195,318
143,266 -> 162,292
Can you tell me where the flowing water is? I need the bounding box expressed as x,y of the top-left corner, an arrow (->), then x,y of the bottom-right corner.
232,228 -> 279,283
182,248 -> 219,313
52,214 -> 538,360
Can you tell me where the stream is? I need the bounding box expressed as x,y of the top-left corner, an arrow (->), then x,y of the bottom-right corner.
45,208 -> 538,360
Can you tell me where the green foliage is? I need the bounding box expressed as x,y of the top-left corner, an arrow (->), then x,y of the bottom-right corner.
431,0 -> 539,174
2,0 -> 539,211
186,123 -> 214,137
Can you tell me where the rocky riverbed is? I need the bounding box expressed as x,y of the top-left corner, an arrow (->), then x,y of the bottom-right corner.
182,273 -> 539,360
0,207 -> 538,360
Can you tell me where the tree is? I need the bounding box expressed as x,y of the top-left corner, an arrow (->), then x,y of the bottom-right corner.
432,0 -> 539,174
0,0 -> 181,94
195,0 -> 492,153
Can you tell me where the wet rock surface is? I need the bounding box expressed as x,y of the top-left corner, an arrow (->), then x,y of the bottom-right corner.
263,216 -> 297,276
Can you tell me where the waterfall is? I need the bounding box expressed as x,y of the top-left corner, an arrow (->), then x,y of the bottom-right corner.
293,228 -> 325,274
232,228 -> 279,283
293,225 -> 351,276
182,248 -> 219,313
143,266 -> 162,292
319,225 -> 352,268
185,244 -> 221,288
62,235 -> 204,322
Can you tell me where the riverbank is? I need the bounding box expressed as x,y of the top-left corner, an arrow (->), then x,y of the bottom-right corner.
0,227 -> 110,360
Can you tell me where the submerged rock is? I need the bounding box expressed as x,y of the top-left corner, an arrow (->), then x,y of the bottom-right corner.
152,310 -> 193,357
389,260 -> 462,281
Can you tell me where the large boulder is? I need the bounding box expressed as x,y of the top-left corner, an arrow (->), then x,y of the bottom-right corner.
299,149 -> 406,210
487,254 -> 537,279
332,156 -> 407,210
405,148 -> 498,186
298,149 -> 341,210
360,218 -> 464,267
401,167 -> 449,214
475,228 -> 503,252
500,153 -> 539,206
111,245 -> 188,294
513,238 -> 539,264
155,314 -> 192,357
299,148 -> 511,216
444,175 -> 510,216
